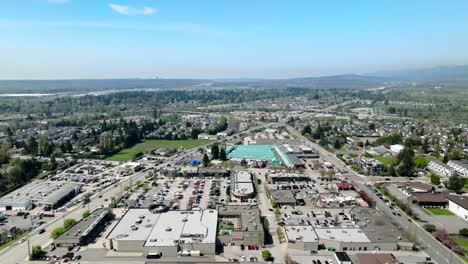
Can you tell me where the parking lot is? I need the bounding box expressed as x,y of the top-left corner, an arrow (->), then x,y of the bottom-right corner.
114,176 -> 230,212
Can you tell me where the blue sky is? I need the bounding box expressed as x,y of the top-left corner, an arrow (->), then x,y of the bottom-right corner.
1,0 -> 468,79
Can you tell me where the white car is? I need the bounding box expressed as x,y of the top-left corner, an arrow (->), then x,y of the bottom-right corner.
240,255 -> 246,262
17,239 -> 25,244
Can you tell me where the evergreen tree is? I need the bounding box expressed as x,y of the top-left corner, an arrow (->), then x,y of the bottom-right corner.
333,139 -> 341,149
397,147 -> 415,176
211,144 -> 220,159
202,153 -> 210,167
443,153 -> 449,163
220,148 -> 227,161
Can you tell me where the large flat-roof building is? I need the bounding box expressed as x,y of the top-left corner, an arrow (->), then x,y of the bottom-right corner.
107,209 -> 218,256
217,205 -> 264,247
0,180 -> 81,211
284,225 -> 319,251
54,208 -> 109,247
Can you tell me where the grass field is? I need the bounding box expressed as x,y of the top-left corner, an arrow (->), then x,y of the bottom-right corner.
106,139 -> 214,161
451,235 -> 468,261
425,208 -> 455,215
375,155 -> 438,169
375,156 -> 395,167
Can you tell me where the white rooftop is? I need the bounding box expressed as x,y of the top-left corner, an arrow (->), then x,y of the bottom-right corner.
314,228 -> 371,243
285,225 -> 319,243
108,209 -> 218,247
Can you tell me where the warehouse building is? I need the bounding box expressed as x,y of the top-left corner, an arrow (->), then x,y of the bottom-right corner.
0,180 -> 81,211
107,209 -> 218,256
284,225 -> 319,251
217,205 -> 264,247
269,189 -> 297,206
54,208 -> 109,247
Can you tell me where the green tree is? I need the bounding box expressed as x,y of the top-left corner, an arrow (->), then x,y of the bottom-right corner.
82,210 -> 91,218
430,174 -> 441,185
443,153 -> 449,163
423,224 -> 437,233
397,147 -> 415,176
202,153 -> 210,167
333,139 -> 341,149
302,124 -> 312,136
63,218 -> 77,229
262,250 -> 274,261
421,139 -> 429,153
50,227 -> 65,239
219,148 -> 227,161
211,144 -> 220,160
30,245 -> 44,260
459,228 -> 468,237
447,174 -> 465,193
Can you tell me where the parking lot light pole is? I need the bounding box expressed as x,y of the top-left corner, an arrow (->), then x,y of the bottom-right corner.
27,239 -> 31,260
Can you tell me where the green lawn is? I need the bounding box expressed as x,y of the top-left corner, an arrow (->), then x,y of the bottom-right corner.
375,156 -> 395,167
451,235 -> 468,262
452,235 -> 468,248
425,208 -> 455,215
106,139 -> 214,161
414,155 -> 438,168
375,155 -> 438,169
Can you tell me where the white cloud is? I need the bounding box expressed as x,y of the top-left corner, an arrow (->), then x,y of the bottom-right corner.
109,3 -> 156,16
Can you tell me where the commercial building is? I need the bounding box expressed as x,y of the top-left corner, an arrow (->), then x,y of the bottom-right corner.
54,208 -> 109,247
313,208 -> 409,252
446,195 -> 468,221
217,205 -> 264,247
356,253 -> 397,264
409,193 -> 448,208
107,209 -> 218,256
427,160 -> 456,177
230,171 -> 255,201
267,172 -> 311,184
447,160 -> 468,177
356,157 -> 384,175
0,180 -> 81,211
284,225 -> 319,251
269,190 -> 297,206
226,144 -> 293,167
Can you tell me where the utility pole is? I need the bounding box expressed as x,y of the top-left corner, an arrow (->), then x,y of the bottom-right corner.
27,239 -> 31,260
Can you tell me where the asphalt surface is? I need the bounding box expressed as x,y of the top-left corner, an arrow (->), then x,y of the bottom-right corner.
286,125 -> 466,264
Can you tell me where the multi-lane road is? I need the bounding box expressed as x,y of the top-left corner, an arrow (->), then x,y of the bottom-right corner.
287,125 -> 466,264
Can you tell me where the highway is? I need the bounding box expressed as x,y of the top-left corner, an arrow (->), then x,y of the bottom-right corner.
286,125 -> 466,264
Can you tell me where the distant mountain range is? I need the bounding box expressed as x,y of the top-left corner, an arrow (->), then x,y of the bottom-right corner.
0,65 -> 466,94
368,65 -> 468,81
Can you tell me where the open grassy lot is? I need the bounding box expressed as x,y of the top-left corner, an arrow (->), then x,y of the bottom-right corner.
375,155 -> 395,167
451,235 -> 468,261
425,208 -> 455,215
375,155 -> 438,169
106,139 -> 214,161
